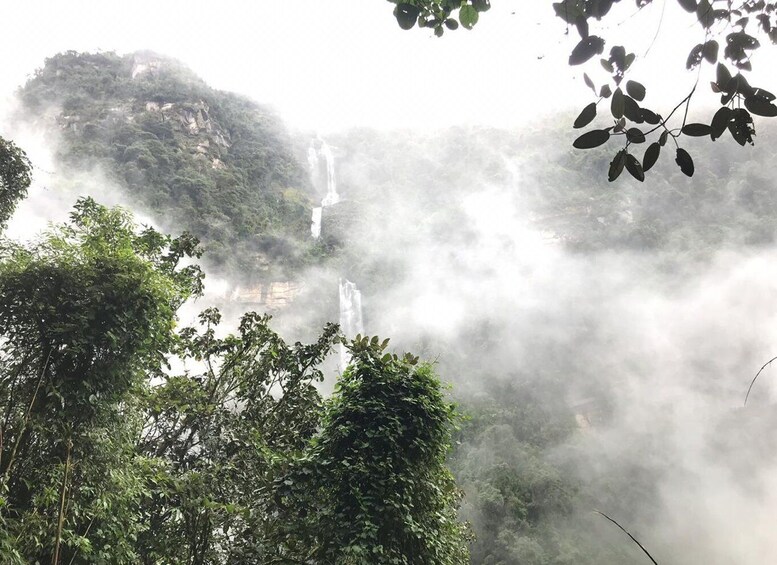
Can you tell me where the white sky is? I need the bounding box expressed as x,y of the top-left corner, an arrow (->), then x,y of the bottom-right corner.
2,1 -> 777,132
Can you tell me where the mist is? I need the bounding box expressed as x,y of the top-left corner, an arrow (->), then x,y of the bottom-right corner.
5,45 -> 777,563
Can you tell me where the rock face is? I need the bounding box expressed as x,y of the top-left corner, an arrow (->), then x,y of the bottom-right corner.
230,281 -> 303,310
19,50 -> 317,280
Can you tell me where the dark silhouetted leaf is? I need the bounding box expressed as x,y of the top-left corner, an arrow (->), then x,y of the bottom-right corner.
702,40 -> 719,63
608,150 -> 627,181
573,129 -> 611,149
553,0 -> 584,23
659,130 -> 669,146
601,58 -> 614,72
697,0 -> 715,27
444,18 -> 459,30
745,95 -> 777,117
643,142 -> 661,171
710,106 -> 733,140
728,108 -> 755,145
675,148 -> 694,177
574,102 -> 598,128
677,0 -> 697,12
625,80 -> 646,101
394,3 -> 421,30
611,87 -> 625,118
716,63 -> 732,89
626,128 -> 646,143
472,0 -> 491,11
686,43 -> 704,69
584,73 -> 596,93
600,84 -> 612,98
682,123 -> 712,136
642,108 -> 660,124
575,15 -> 590,38
570,36 -> 605,65
623,95 -> 643,122
625,153 -> 645,181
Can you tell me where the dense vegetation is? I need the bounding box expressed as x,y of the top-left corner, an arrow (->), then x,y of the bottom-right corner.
0,184 -> 467,563
19,51 -> 317,280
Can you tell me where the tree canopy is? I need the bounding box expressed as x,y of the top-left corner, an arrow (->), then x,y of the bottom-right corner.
388,0 -> 777,181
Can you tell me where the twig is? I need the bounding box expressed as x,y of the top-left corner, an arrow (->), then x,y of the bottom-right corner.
52,438 -> 73,565
744,355 -> 777,406
594,510 -> 659,565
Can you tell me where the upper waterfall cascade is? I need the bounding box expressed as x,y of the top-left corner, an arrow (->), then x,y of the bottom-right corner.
308,137 -> 340,238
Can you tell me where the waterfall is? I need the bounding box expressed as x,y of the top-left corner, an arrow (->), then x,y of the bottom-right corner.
309,137 -> 339,238
310,206 -> 322,238
319,140 -> 340,207
339,278 -> 364,370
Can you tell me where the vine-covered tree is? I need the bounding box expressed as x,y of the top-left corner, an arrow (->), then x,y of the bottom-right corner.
387,0 -> 777,181
0,136 -> 32,230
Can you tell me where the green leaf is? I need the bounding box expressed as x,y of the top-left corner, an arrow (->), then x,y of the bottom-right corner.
569,36 -> 605,65
394,3 -> 420,30
625,80 -> 646,101
459,5 -> 479,29
574,102 -> 597,128
681,123 -> 712,136
611,87 -> 625,119
573,129 -> 610,149
675,148 -> 694,177
643,142 -> 661,171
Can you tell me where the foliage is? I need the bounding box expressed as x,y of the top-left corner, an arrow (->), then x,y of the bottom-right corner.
272,336 -> 469,565
387,0 -> 777,180
0,197 -> 202,564
0,195 -> 467,563
20,50 -> 317,279
0,137 -> 32,231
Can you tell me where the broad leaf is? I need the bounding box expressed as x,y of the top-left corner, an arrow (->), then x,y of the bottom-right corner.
394,3 -> 420,30
675,148 -> 694,177
710,106 -> 733,140
744,95 -> 777,117
625,153 -> 645,181
570,36 -> 605,65
626,80 -> 646,101
573,129 -> 610,149
611,87 -> 625,119
608,150 -> 627,181
681,123 -> 712,136
643,142 -> 661,171
574,102 -> 598,128
459,5 -> 479,29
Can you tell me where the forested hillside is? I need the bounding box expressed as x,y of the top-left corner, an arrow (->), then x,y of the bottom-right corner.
9,49 -> 777,565
19,51 -> 316,279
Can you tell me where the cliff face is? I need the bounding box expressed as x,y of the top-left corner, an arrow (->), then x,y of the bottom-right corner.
19,50 -> 317,281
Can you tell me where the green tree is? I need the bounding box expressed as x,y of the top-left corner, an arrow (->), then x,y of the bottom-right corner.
273,337 -> 469,565
0,136 -> 32,231
0,197 -> 202,563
